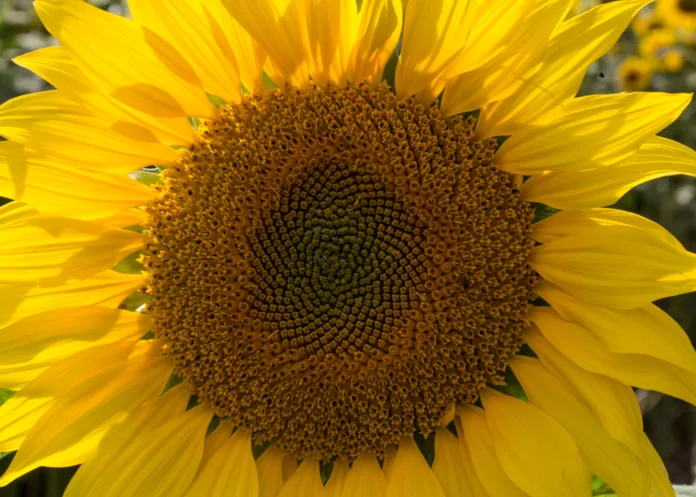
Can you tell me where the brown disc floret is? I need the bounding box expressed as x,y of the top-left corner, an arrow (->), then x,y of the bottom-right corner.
142,82 -> 538,459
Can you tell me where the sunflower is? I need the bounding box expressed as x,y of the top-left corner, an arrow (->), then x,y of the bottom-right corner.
659,0 -> 696,29
663,48 -> 686,70
638,27 -> 678,57
617,56 -> 655,89
0,0 -> 695,495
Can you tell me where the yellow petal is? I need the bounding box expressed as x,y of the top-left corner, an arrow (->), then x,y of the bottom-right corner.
222,0 -> 310,85
35,0 -> 212,119
0,306 -> 149,390
432,428 -> 475,497
102,208 -> 148,229
449,0 -> 536,75
0,341 -> 172,486
64,405 -> 211,497
322,459 -> 348,497
0,341 -> 136,454
456,406 -> 527,497
510,356 -> 650,497
382,446 -> 397,483
524,328 -> 673,497
339,454 -> 386,497
522,135 -> 696,209
530,208 -> 696,308
184,428 -> 259,497
530,309 -> 696,405
495,92 -> 691,174
396,0 -> 475,98
257,445 -> 286,497
480,388 -> 590,497
277,459 -> 323,497
0,203 -> 143,287
0,142 -> 153,222
478,0 -> 653,138
441,0 -> 569,116
0,91 -> 178,173
129,0 -> 243,103
539,281 -> 696,375
199,0 -> 263,91
343,0 -> 402,85
13,46 -> 194,145
0,269 -> 142,329
385,437 -> 445,497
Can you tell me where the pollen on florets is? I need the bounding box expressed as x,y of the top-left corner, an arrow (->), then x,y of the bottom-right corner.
141,82 -> 538,459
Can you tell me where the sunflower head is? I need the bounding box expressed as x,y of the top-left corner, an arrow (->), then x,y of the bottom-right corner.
617,56 -> 654,90
659,0 -> 696,29
0,0 -> 695,496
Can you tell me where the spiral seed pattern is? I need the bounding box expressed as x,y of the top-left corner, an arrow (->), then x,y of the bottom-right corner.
142,82 -> 538,459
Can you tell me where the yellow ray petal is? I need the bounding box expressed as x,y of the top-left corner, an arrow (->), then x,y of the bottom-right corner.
35,0 -> 212,119
530,208 -> 696,308
0,341 -> 172,486
522,135 -> 696,209
525,328 -> 673,497
456,406 -> 527,497
0,142 -> 153,222
538,281 -> 696,374
0,91 -> 178,173
0,270 -> 142,329
480,388 -> 590,497
0,203 -> 143,287
432,428 -> 475,497
441,0 -> 570,116
530,309 -> 696,405
198,0 -> 264,91
13,46 -> 194,145
510,356 -> 650,497
0,341 -> 136,454
495,92 -> 691,175
129,0 -> 243,103
395,0 -> 475,99
443,0 -> 536,85
322,459 -> 348,497
221,0 -> 310,85
101,209 -> 148,229
0,306 -> 149,390
277,459 -> 323,497
339,453 -> 386,497
257,445 -> 286,497
184,427 -> 258,497
385,437 -> 445,497
343,0 -> 402,85
64,405 -> 211,497
478,0 -> 653,138
452,422 -> 489,497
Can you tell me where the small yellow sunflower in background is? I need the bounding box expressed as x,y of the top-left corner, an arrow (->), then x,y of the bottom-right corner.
639,27 -> 678,57
0,0 -> 696,496
660,0 -> 696,29
618,56 -> 655,89
633,10 -> 668,35
663,48 -> 687,70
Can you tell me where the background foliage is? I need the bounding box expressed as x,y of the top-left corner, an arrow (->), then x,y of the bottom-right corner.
1,0 -> 696,495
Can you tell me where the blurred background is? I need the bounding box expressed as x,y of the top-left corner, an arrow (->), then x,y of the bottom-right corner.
1,0 -> 696,495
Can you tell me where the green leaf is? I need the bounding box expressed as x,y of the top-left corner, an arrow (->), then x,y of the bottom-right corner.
0,388 -> 13,406
592,475 -> 616,496
129,169 -> 161,186
532,203 -> 559,223
111,250 -> 144,274
262,71 -> 277,89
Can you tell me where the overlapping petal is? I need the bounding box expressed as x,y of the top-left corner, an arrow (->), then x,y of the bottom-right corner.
35,0 -> 212,118
0,91 -> 178,172
0,203 -> 143,287
522,136 -> 696,209
530,208 -> 696,308
0,306 -> 149,390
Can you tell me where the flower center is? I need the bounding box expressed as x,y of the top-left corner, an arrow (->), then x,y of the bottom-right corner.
142,82 -> 538,459
679,0 -> 696,12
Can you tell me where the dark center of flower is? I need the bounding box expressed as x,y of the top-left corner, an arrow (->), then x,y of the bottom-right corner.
679,0 -> 696,12
142,82 -> 538,459
627,70 -> 641,82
